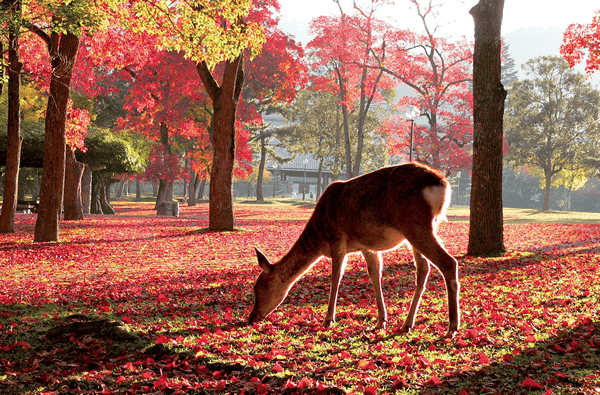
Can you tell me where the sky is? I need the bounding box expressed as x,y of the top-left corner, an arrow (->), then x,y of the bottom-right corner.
277,0 -> 600,45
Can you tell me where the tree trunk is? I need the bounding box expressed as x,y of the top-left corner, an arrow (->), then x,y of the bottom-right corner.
91,171 -> 102,214
198,177 -> 206,200
0,19 -> 22,233
467,0 -> 507,256
335,68 -> 353,179
35,31 -> 80,242
63,148 -> 84,220
90,172 -> 115,214
543,168 -> 551,210
256,135 -> 267,201
316,157 -> 323,198
188,171 -> 198,206
196,54 -> 244,231
81,165 -> 92,214
116,179 -> 124,198
136,179 -> 142,200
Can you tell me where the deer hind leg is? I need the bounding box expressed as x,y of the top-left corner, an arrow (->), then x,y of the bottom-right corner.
399,248 -> 430,333
323,250 -> 348,327
405,226 -> 460,338
362,250 -> 387,329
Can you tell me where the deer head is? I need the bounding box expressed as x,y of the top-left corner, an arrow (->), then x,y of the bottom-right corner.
248,248 -> 290,324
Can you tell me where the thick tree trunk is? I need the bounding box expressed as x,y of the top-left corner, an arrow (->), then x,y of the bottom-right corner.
0,23 -> 22,233
467,0 -> 507,256
34,31 -> 80,242
256,135 -> 267,201
197,55 -> 244,231
63,148 -> 84,220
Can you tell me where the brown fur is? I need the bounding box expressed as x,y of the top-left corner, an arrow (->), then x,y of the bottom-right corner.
250,162 -> 460,337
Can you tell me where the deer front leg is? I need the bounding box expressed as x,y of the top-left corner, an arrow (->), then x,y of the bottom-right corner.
399,249 -> 430,334
362,250 -> 387,329
323,252 -> 347,327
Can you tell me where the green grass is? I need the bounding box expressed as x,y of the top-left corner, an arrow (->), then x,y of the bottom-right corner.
447,205 -> 600,224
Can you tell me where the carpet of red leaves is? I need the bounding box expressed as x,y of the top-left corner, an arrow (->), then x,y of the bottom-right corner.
0,201 -> 599,394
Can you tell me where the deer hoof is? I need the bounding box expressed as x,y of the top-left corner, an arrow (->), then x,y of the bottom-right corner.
444,329 -> 457,339
322,318 -> 334,328
374,321 -> 387,331
397,324 -> 412,334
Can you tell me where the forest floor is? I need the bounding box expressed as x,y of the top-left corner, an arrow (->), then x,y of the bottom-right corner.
0,201 -> 599,394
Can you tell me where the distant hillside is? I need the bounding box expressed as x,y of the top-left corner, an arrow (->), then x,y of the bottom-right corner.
503,26 -> 564,77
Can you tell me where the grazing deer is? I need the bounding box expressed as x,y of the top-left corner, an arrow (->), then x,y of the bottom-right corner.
248,162 -> 460,337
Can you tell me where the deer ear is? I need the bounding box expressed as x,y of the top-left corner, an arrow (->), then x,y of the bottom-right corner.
255,247 -> 272,273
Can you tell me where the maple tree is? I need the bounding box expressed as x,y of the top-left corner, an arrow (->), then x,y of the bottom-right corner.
374,0 -> 473,174
504,56 -> 600,211
561,8 -> 600,76
132,0 -> 267,231
308,0 -> 393,178
468,0 -> 506,256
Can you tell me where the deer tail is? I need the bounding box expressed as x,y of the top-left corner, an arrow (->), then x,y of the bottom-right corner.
422,182 -> 452,228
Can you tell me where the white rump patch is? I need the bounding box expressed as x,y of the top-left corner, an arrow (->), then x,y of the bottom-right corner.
422,184 -> 451,227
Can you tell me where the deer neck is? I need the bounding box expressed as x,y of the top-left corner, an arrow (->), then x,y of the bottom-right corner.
273,227 -> 323,285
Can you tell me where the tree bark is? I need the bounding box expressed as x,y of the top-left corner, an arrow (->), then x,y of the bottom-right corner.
81,165 -> 92,214
35,31 -> 80,242
188,171 -> 198,206
543,167 -> 551,210
63,148 -> 84,220
0,16 -> 22,233
155,121 -> 173,208
196,54 -> 244,230
136,179 -> 142,201
467,0 -> 507,256
198,177 -> 206,200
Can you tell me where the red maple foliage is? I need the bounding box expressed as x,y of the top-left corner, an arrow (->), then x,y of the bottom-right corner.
561,9 -> 600,75
377,1 -> 473,174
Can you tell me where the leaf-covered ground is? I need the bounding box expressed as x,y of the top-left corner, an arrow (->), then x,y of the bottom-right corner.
0,201 -> 599,394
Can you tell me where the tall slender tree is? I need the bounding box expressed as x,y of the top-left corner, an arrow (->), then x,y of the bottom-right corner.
309,0 -> 392,178
468,0 -> 507,256
0,0 -> 22,233
31,5 -> 82,241
375,0 -> 473,173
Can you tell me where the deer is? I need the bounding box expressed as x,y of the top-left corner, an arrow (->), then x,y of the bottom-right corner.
248,162 -> 460,338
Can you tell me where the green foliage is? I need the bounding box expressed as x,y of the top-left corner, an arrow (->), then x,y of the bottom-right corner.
280,88 -> 388,175
76,127 -> 145,174
41,0 -> 108,36
131,0 -> 265,68
0,121 -> 45,167
243,164 -> 271,185
505,56 -> 600,190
